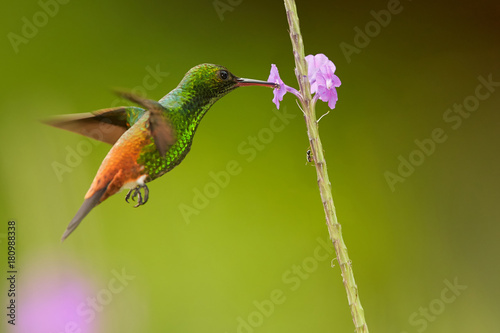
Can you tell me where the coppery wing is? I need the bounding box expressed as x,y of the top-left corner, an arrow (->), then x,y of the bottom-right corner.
44,107 -> 139,145
116,91 -> 177,156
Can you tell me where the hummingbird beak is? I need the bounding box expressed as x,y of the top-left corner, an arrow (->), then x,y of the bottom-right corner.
236,77 -> 279,89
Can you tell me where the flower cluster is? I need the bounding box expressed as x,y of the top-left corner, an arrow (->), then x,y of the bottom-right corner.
267,53 -> 341,110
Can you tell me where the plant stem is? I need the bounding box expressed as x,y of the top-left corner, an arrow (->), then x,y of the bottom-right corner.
283,1 -> 369,332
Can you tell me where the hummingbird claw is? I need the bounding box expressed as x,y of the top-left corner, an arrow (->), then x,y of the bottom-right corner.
125,189 -> 133,203
125,185 -> 149,207
143,185 -> 149,204
132,190 -> 140,202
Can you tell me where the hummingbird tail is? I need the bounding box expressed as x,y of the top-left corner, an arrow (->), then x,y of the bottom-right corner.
61,183 -> 109,242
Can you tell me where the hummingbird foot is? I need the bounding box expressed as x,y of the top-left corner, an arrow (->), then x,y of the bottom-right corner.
125,185 -> 149,208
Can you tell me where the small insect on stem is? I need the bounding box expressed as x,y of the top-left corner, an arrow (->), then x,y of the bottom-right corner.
306,148 -> 313,164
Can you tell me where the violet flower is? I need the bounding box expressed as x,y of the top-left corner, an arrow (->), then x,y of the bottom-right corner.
269,53 -> 341,110
268,64 -> 301,109
305,53 -> 334,94
315,63 -> 341,109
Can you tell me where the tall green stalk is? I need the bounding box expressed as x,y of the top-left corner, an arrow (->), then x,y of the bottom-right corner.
283,1 -> 369,332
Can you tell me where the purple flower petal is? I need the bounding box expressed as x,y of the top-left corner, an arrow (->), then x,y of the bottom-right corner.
268,64 -> 287,109
315,63 -> 341,109
306,53 -> 337,94
305,54 -> 329,79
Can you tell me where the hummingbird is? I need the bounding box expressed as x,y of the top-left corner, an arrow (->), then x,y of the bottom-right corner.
47,64 -> 277,241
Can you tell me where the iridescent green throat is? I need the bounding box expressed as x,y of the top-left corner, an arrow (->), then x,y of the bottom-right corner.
137,80 -> 233,181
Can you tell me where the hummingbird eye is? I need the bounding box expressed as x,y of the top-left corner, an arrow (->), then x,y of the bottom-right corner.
218,70 -> 229,81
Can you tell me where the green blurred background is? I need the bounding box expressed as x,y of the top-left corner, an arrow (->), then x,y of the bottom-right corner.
1,0 -> 499,332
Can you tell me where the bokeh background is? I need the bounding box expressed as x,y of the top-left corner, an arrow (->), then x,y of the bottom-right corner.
1,0 -> 499,332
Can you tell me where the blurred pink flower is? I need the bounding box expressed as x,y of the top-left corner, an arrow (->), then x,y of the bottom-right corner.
15,267 -> 98,333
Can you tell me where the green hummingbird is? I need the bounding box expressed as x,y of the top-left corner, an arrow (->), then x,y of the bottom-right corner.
47,64 -> 277,241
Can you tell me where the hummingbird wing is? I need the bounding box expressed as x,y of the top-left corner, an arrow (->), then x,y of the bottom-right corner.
44,106 -> 145,145
116,91 -> 177,156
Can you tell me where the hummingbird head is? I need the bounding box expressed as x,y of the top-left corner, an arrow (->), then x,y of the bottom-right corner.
179,64 -> 278,101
